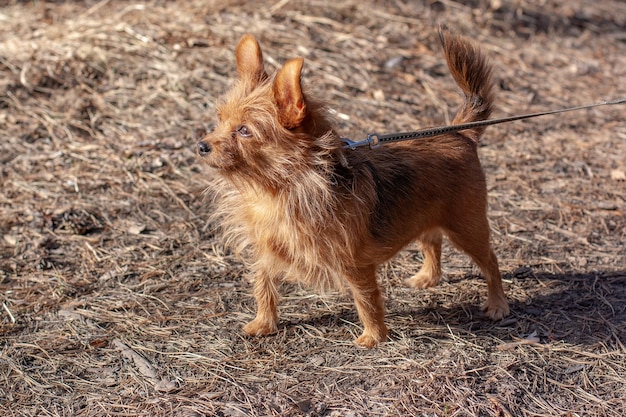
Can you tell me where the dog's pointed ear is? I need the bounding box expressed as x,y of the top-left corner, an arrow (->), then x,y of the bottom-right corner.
273,57 -> 306,129
236,34 -> 267,85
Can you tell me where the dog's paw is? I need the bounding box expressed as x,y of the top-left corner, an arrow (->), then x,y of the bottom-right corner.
243,318 -> 278,337
405,270 -> 441,289
354,334 -> 379,349
482,299 -> 510,321
354,327 -> 387,349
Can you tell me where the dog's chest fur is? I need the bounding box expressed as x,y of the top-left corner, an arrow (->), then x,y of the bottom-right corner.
216,177 -> 356,290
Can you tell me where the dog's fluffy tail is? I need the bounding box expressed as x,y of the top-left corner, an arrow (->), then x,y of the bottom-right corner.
440,30 -> 495,143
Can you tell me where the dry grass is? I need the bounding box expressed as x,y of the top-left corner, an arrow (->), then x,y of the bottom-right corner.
1,0 -> 625,416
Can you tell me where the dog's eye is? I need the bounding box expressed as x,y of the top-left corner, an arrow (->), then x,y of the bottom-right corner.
236,125 -> 252,137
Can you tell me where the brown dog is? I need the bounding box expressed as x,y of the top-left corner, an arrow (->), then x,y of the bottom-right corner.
197,31 -> 510,348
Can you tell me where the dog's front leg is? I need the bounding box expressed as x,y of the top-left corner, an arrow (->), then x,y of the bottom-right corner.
346,266 -> 388,348
243,270 -> 279,336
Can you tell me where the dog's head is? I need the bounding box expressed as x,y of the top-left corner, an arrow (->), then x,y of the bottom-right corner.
198,35 -> 329,186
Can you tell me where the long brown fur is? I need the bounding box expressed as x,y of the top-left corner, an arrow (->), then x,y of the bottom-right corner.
198,31 -> 510,348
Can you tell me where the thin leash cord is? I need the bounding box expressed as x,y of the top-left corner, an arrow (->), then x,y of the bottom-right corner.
341,98 -> 626,150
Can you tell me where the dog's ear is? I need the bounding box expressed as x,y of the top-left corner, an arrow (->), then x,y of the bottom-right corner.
273,57 -> 306,129
236,34 -> 267,86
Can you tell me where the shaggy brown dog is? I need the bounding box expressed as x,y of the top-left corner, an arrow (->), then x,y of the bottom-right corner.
197,31 -> 510,348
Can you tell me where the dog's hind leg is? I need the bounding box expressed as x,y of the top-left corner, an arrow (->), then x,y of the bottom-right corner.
444,214 -> 510,320
406,229 -> 443,289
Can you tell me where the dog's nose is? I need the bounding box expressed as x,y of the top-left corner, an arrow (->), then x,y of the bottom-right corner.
197,141 -> 212,156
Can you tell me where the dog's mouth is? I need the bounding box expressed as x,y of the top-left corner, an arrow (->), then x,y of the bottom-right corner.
196,141 -> 238,171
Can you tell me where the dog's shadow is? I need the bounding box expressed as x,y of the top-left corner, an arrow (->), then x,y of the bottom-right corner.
291,269 -> 626,347
400,269 -> 626,346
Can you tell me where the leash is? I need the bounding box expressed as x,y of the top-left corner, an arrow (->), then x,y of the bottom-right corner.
341,98 -> 626,150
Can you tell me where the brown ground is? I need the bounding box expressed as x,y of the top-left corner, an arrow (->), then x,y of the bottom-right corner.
1,0 -> 625,416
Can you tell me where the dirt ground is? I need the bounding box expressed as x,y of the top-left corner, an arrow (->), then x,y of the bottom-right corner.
1,0 -> 625,416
